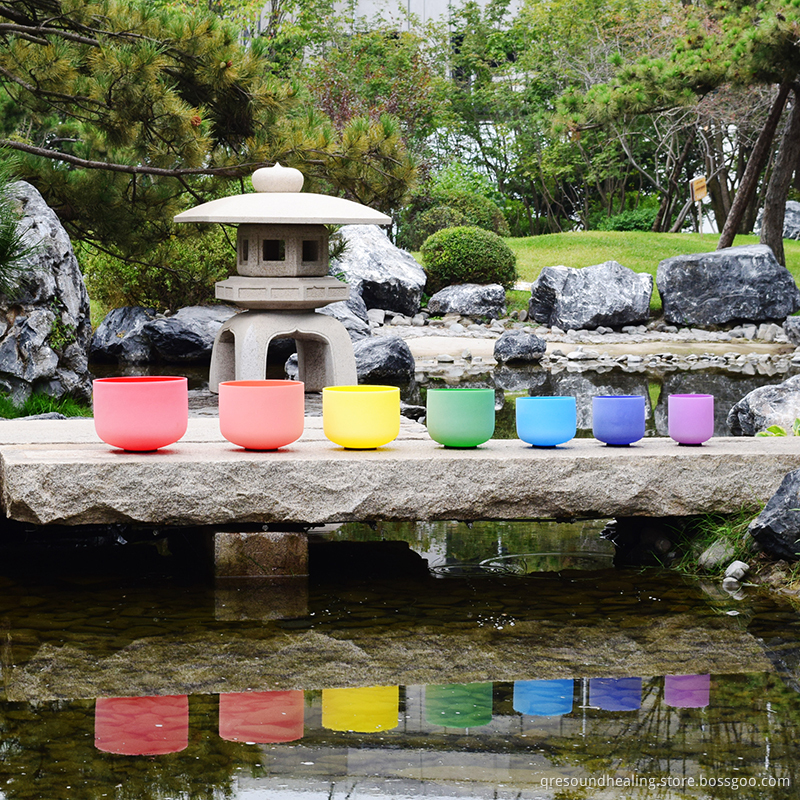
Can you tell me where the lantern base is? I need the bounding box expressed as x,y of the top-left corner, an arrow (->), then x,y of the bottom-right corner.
209,310 -> 357,393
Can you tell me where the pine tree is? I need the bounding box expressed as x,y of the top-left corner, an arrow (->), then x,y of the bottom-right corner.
0,0 -> 415,265
559,0 -> 800,258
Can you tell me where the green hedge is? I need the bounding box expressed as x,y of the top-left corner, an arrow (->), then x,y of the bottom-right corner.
81,228 -> 233,312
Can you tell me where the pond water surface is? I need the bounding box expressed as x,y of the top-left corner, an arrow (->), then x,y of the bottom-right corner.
1,522 -> 799,799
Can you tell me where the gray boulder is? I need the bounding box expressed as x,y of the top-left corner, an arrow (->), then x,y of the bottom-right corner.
315,287 -> 371,341
727,374 -> 800,436
493,330 -> 546,363
427,284 -> 506,319
331,225 -> 426,316
142,305 -> 237,363
91,306 -> 157,363
754,200 -> 800,240
0,181 -> 93,403
783,316 -> 800,346
748,469 -> 800,560
528,261 -> 651,330
657,244 -> 800,327
353,336 -> 415,383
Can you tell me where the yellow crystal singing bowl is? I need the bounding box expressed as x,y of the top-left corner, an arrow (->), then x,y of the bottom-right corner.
322,385 -> 401,449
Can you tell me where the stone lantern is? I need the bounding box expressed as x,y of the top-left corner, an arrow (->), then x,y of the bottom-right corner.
173,164 -> 391,392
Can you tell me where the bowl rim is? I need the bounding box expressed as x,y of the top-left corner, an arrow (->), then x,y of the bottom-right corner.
219,379 -> 304,389
93,376 -> 187,385
322,385 -> 399,394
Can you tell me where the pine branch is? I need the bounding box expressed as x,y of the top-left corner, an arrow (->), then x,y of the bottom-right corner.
0,21 -> 98,47
0,64 -> 109,109
0,138 -> 263,178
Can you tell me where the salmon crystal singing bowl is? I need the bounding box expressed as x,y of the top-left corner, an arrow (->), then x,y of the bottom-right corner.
218,380 -> 304,450
322,385 -> 400,449
93,376 -> 188,451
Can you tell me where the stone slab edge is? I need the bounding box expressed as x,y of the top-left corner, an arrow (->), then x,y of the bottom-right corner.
2,425 -> 800,525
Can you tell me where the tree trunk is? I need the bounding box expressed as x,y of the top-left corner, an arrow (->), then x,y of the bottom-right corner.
760,90 -> 800,265
653,126 -> 696,232
717,81 -> 792,250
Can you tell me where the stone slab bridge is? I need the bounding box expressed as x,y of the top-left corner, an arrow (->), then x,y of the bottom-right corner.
2,417 -> 800,577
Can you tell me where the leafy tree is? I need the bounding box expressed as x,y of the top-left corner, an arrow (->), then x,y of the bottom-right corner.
303,22 -> 448,150
435,0 -> 684,234
397,163 -> 509,249
0,0 -> 416,275
562,0 -> 800,260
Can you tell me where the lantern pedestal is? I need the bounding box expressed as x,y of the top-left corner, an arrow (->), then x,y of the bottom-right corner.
209,308 -> 357,393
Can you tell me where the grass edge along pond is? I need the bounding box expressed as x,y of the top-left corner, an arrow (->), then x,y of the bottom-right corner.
0,392 -> 92,419
505,231 -> 800,314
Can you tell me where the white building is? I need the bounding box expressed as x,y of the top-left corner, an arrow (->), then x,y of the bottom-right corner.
335,0 -> 522,26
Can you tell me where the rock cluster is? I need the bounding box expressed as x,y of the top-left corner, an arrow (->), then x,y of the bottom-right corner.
748,469 -> 800,560
0,181 -> 93,402
427,284 -> 506,319
754,199 -> 800,241
92,305 -> 237,364
727,374 -> 800,436
330,225 -> 426,316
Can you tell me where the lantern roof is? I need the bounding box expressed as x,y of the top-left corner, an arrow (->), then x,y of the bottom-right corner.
173,164 -> 392,226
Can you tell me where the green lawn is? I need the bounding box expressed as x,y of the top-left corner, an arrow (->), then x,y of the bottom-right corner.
505,231 -> 800,314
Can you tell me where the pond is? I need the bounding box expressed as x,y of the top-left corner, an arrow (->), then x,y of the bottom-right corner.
1,521 -> 799,799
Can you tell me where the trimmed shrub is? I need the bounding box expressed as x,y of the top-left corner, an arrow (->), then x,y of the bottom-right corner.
420,226 -> 518,294
596,207 -> 659,232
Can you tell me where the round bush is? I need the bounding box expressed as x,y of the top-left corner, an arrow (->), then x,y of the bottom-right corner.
445,191 -> 510,237
412,205 -> 468,249
420,226 -> 518,294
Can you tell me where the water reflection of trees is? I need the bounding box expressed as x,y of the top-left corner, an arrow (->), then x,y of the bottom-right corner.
532,674 -> 799,800
1,674 -> 796,799
0,695 -> 259,800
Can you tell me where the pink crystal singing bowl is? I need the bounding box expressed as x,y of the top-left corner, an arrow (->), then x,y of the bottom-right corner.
667,393 -> 714,445
92,376 -> 188,451
218,380 -> 305,450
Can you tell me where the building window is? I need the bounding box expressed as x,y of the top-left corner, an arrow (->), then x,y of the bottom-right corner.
263,239 -> 286,261
302,239 -> 320,263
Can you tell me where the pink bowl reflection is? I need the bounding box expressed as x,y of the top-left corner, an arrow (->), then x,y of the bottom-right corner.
219,691 -> 304,743
94,695 -> 189,755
